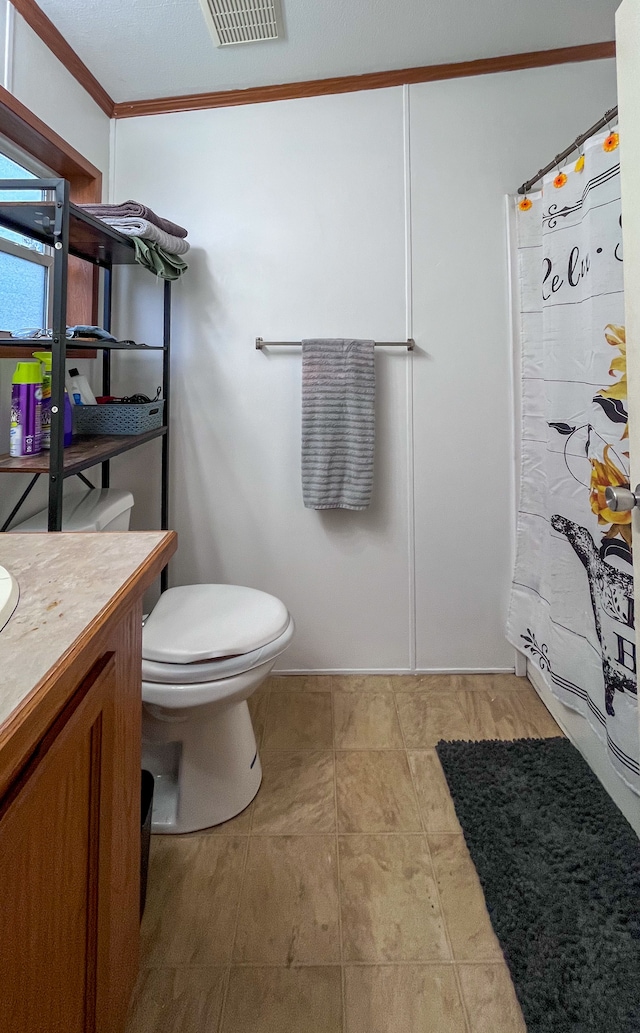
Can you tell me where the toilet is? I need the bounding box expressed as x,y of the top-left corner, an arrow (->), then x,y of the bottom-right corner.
10,487 -> 135,532
141,583 -> 294,834
12,489 -> 293,835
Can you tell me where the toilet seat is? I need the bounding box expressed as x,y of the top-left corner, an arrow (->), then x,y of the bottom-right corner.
142,616 -> 294,685
142,583 -> 290,663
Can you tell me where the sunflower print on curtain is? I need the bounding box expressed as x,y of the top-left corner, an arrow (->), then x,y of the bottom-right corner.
507,128 -> 639,793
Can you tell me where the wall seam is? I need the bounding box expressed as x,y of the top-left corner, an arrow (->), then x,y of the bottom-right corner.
403,82 -> 417,672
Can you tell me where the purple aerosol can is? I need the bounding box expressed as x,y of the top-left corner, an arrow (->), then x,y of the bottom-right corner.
10,360 -> 42,457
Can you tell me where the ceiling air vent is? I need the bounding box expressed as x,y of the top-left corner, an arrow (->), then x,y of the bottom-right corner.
199,0 -> 283,46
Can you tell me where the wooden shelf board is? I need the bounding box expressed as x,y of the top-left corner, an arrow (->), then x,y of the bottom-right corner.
0,345 -> 97,359
0,201 -> 140,266
0,427 -> 166,476
0,341 -> 162,354
57,342 -> 164,351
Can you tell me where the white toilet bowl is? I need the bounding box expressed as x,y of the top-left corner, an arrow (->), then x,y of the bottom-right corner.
141,583 -> 294,834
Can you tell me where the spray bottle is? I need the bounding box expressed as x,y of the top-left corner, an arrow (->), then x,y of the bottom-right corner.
10,360 -> 42,457
32,352 -> 73,448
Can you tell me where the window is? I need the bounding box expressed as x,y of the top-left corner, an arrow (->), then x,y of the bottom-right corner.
0,149 -> 52,334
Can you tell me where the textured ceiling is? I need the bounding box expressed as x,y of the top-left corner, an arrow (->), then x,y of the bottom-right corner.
35,0 -> 619,103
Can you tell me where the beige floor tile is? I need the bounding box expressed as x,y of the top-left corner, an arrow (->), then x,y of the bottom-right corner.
263,691 -> 333,749
457,673 -> 525,692
221,967 -> 343,1033
251,751 -> 336,834
391,674 -> 461,692
332,675 -> 393,691
125,968 -> 226,1033
514,687 -> 564,737
272,675 -> 333,692
459,685 -> 563,740
344,965 -> 467,1033
428,835 -> 503,961
461,689 -> 534,741
141,837 -> 246,966
333,691 -> 403,748
336,751 -> 421,832
233,836 -> 340,964
395,690 -> 472,748
407,750 -> 462,833
339,834 -> 450,962
206,801 -> 254,835
248,689 -> 270,749
458,963 -> 527,1033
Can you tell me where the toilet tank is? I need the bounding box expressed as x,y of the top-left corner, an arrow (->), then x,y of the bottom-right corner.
10,489 -> 135,532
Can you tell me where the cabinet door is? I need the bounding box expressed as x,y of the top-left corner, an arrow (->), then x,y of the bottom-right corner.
0,653 -> 115,1033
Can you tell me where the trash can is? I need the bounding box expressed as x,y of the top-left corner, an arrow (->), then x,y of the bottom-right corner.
140,770 -> 154,920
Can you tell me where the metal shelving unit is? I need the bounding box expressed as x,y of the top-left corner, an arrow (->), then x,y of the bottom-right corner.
0,178 -> 171,589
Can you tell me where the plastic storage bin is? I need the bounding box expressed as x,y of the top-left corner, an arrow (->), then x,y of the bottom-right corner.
73,400 -> 164,436
140,769 -> 154,919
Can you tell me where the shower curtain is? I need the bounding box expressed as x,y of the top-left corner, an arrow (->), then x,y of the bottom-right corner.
507,127 -> 639,793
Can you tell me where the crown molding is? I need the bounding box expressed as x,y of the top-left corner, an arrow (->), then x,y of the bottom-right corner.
113,41 -> 616,119
2,7 -> 616,125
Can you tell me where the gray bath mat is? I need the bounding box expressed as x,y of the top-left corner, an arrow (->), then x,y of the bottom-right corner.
435,737 -> 640,1033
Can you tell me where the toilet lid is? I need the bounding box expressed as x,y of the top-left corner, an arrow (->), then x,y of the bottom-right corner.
142,584 -> 290,663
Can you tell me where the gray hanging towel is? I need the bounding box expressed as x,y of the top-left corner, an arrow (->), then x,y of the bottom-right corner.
301,339 -> 375,510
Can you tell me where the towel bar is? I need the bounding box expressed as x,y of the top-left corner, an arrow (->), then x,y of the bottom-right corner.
255,338 -> 414,350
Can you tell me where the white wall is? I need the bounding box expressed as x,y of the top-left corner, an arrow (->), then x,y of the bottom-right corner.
108,59 -> 618,672
111,90 -> 411,668
0,1 -> 110,529
410,60 -> 617,669
0,3 -> 6,86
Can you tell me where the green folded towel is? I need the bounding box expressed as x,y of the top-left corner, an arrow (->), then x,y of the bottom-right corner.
133,237 -> 188,280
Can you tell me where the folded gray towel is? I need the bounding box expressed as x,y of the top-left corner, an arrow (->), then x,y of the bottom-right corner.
301,339 -> 375,511
79,201 -> 188,239
98,216 -> 190,255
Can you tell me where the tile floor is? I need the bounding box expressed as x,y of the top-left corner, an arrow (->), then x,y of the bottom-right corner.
127,673 -> 563,1032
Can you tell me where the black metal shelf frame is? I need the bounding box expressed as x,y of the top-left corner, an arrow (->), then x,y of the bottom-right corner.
0,178 -> 172,590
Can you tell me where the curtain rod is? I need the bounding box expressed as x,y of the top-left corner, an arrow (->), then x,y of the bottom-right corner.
517,106 -> 618,195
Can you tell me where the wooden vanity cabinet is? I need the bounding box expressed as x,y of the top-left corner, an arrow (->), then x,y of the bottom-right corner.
0,651 -> 117,1033
0,533 -> 175,1033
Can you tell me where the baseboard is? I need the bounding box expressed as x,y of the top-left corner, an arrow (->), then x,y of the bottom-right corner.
527,662 -> 640,838
274,667 -> 517,675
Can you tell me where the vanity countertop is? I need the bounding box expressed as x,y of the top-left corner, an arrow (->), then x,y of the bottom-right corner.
0,531 -> 177,733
